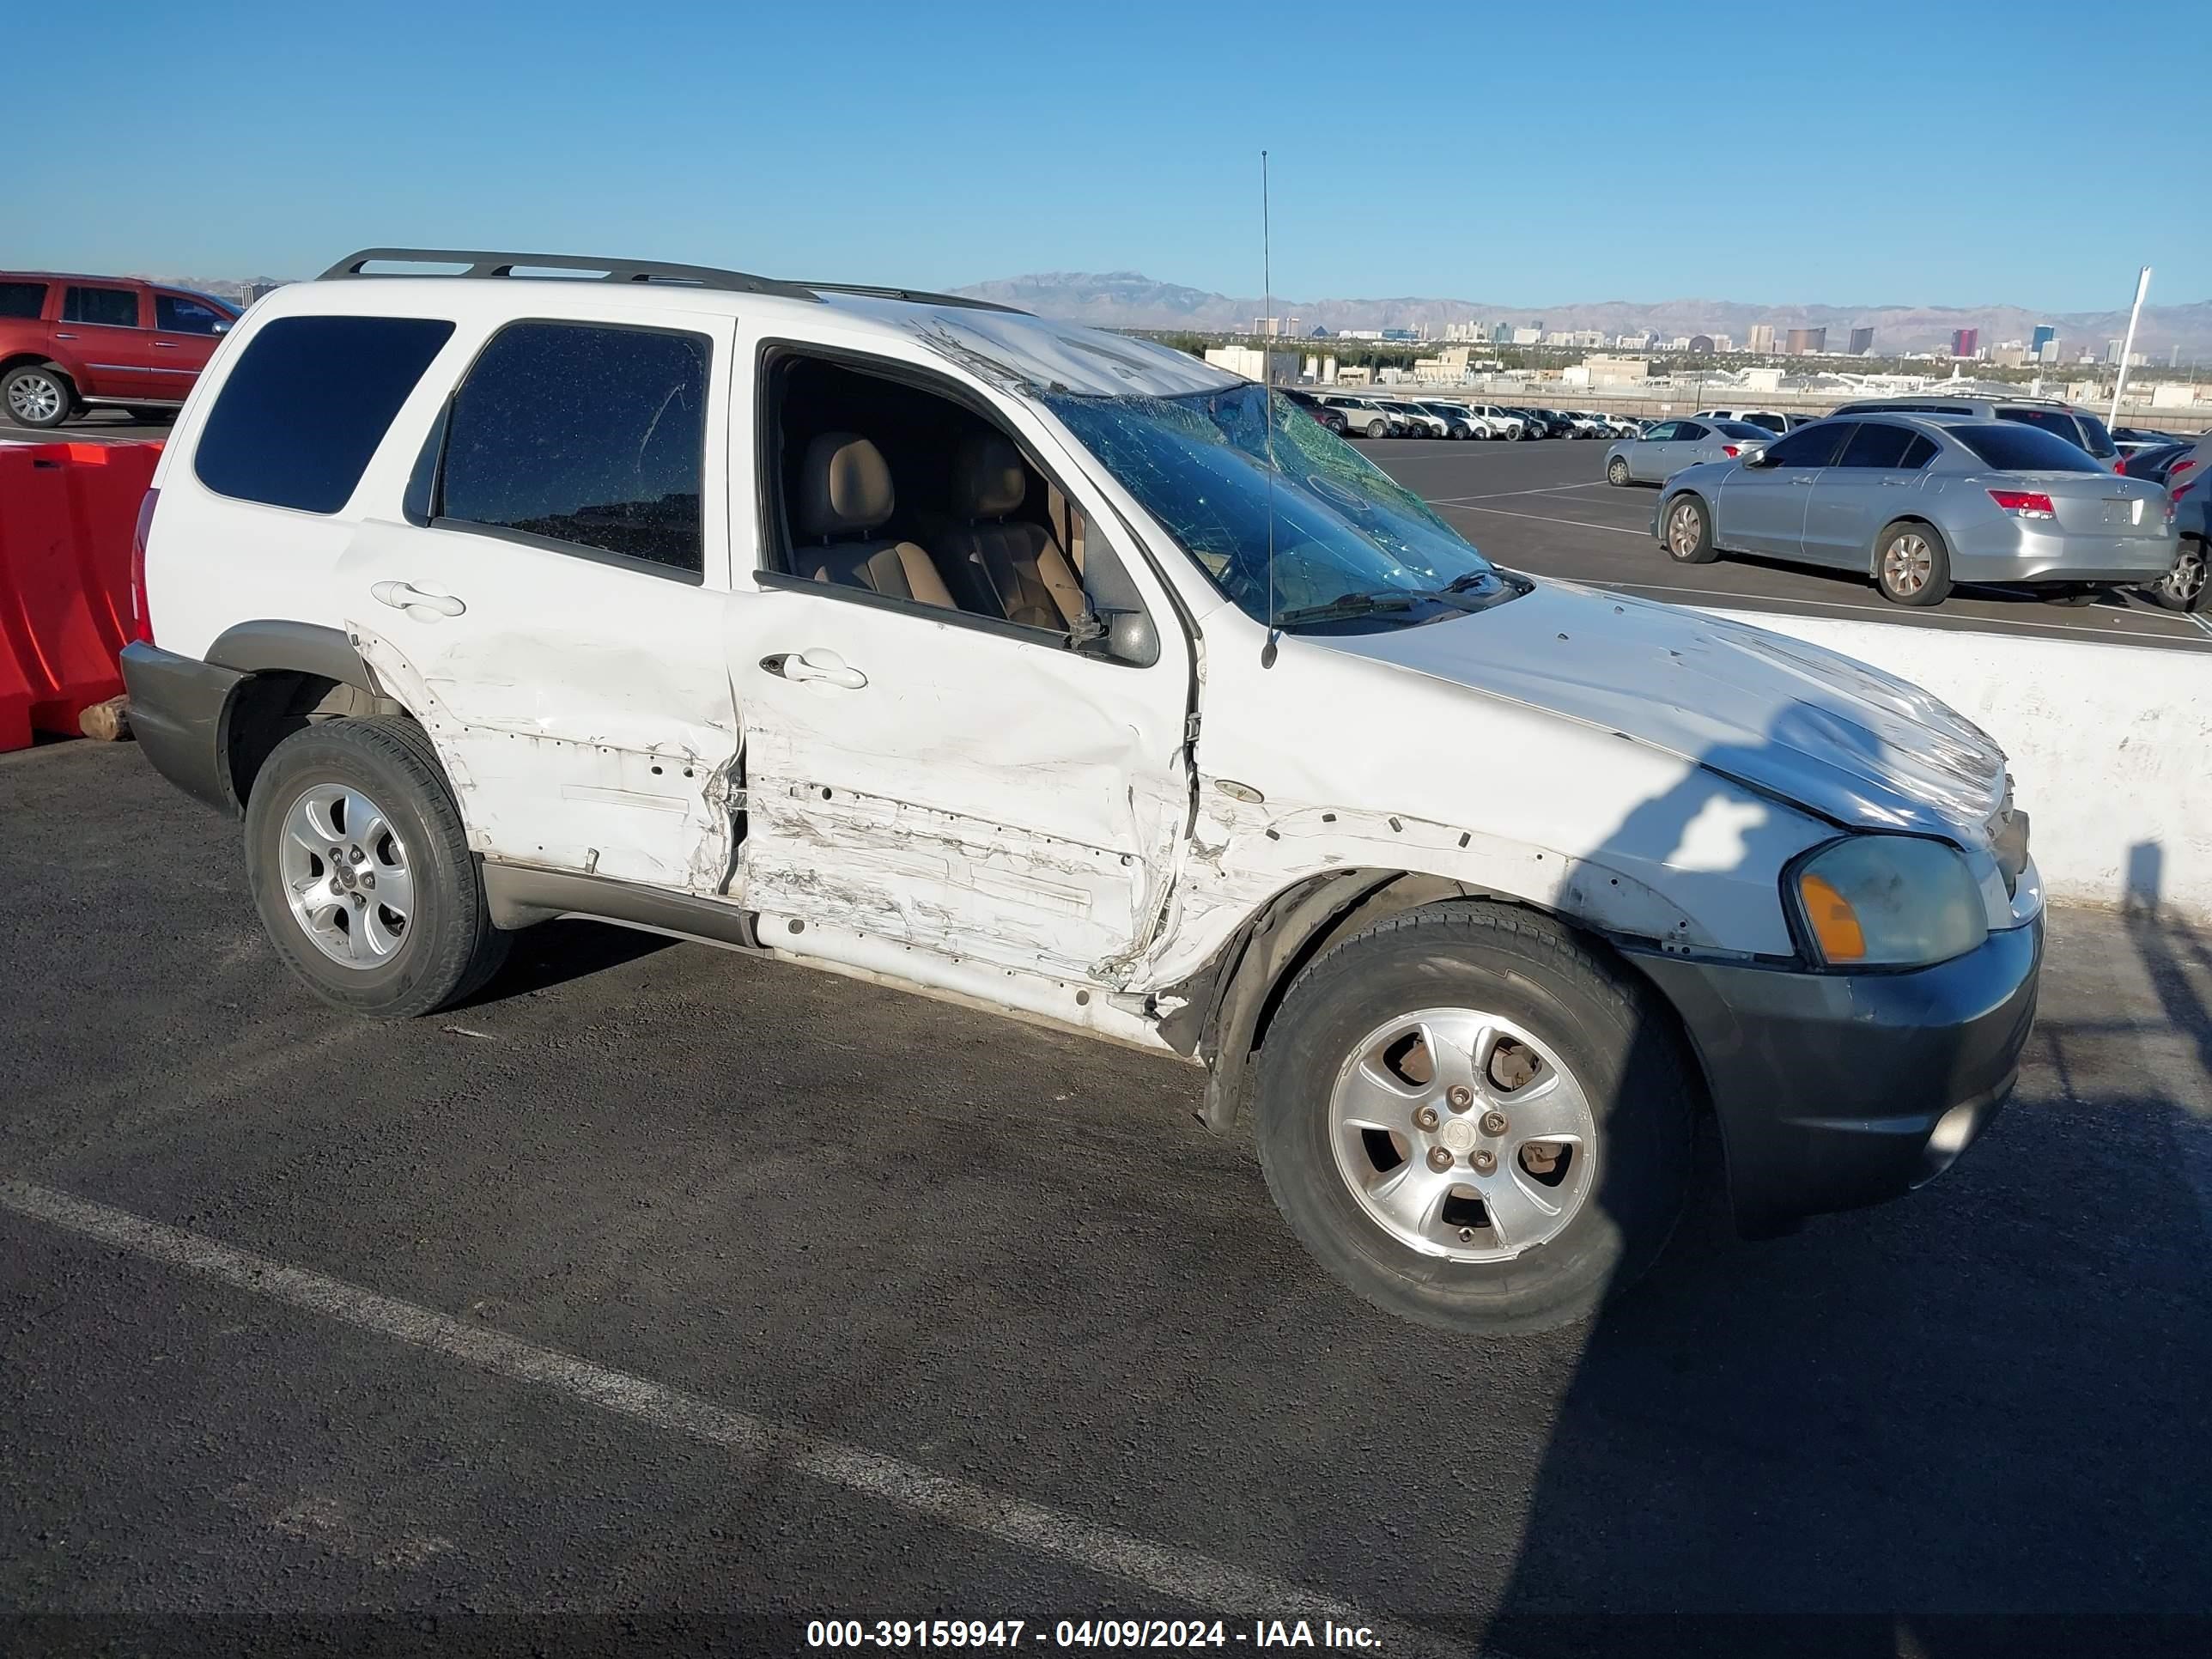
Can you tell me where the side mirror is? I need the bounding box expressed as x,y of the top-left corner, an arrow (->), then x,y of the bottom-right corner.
1739,447 -> 1770,467
212,320 -> 231,334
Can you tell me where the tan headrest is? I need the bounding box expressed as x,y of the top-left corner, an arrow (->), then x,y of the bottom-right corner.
951,434 -> 1026,519
797,434 -> 894,538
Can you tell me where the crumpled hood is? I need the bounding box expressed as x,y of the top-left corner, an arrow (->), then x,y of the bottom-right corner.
1316,580 -> 2008,842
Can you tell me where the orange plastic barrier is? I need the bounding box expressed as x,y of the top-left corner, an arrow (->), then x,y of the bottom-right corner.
0,441 -> 162,750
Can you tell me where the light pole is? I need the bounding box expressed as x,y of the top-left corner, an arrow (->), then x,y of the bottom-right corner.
2108,265 -> 2151,429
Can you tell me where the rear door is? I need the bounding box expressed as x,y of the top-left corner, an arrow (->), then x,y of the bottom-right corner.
1802,422 -> 1930,567
336,312 -> 744,894
1630,420 -> 1686,480
58,283 -> 157,399
149,291 -> 234,401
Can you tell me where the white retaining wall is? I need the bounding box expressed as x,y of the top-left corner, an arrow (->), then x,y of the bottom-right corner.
1699,609 -> 2212,923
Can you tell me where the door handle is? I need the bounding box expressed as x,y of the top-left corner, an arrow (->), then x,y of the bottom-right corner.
1790,475 -> 1816,484
1881,477 -> 1911,486
762,649 -> 866,690
370,580 -> 466,619
153,340 -> 179,349
53,331 -> 76,339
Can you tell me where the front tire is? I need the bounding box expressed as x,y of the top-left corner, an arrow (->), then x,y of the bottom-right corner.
1255,902 -> 1694,1334
1875,520 -> 1952,606
3,364 -> 75,429
245,716 -> 509,1018
1607,456 -> 1631,487
1365,419 -> 1388,439
1662,494 -> 1717,562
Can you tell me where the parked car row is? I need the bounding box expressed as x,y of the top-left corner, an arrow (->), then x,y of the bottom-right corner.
1286,391 -> 1642,442
2,270 -> 241,428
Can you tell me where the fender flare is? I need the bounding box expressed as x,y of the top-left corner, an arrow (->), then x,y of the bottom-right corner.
206,620 -> 377,691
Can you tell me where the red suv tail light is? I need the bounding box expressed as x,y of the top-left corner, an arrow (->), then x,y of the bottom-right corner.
1987,489 -> 2055,520
130,487 -> 159,644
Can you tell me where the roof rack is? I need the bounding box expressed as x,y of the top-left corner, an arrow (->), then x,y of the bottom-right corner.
318,248 -> 821,301
317,249 -> 1028,314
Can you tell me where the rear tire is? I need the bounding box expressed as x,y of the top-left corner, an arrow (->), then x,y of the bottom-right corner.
2148,539 -> 2207,612
1875,520 -> 1952,606
1365,419 -> 1387,439
245,716 -> 510,1018
3,364 -> 75,429
1662,494 -> 1717,562
1255,902 -> 1695,1334
1607,456 -> 1631,487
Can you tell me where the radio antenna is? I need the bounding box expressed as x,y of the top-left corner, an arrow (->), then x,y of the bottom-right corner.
1261,148 -> 1279,655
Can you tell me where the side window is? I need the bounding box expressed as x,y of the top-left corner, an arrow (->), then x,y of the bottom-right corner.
1998,407 -> 2081,447
439,321 -> 709,580
765,351 -> 1138,650
1764,424 -> 1847,466
1899,434 -> 1939,469
1747,412 -> 1786,434
0,281 -> 48,319
195,315 -> 456,514
155,294 -> 229,335
1642,421 -> 1680,441
1837,422 -> 1914,468
63,286 -> 140,328
1674,422 -> 1709,442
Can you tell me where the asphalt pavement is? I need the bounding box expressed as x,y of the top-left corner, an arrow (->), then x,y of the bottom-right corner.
1353,435 -> 2212,653
3,738 -> 2210,1655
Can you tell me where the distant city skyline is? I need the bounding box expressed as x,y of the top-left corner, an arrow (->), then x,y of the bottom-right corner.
14,0 -> 2202,318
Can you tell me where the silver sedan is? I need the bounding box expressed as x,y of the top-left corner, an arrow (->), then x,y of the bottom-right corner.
1603,418 -> 1775,484
1650,414 -> 2179,606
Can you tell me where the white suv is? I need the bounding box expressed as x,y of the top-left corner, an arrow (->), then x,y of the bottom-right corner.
119,246 -> 2045,1332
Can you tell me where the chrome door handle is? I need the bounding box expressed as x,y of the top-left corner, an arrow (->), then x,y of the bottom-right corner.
762,649 -> 866,690
1790,475 -> 1816,484
153,340 -> 179,349
53,331 -> 76,339
371,580 -> 465,619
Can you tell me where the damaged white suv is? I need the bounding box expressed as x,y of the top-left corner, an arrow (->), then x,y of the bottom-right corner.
121,248 -> 2044,1332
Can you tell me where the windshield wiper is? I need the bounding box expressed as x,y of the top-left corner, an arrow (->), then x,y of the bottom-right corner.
1441,570 -> 1494,594
1274,590 -> 1425,627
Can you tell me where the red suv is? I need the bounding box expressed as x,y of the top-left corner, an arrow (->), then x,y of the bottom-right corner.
1,271 -> 240,429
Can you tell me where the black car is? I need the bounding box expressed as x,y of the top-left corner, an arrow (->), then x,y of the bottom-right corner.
2118,441 -> 2194,486
2113,425 -> 2191,461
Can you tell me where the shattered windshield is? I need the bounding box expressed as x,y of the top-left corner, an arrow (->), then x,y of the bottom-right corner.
1042,383 -> 1507,630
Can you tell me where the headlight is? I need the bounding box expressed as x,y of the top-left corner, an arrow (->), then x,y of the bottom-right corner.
1788,836 -> 1987,969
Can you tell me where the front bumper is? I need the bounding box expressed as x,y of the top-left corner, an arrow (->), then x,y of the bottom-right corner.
1626,917 -> 2043,1236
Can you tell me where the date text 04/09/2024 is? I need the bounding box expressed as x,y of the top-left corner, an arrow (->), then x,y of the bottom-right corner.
804,1620 -> 1382,1649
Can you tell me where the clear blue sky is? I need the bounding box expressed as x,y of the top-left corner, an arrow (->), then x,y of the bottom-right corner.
17,0 -> 2203,313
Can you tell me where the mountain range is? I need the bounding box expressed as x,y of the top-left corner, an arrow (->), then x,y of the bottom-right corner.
948,271 -> 2212,359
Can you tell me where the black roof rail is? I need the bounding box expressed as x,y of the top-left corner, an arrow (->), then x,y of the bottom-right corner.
317,250 -> 1029,314
800,281 -> 1025,315
317,247 -> 821,301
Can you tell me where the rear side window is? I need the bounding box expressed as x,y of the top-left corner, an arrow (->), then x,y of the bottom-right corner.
0,281 -> 47,319
195,315 -> 456,514
1674,422 -> 1709,441
64,286 -> 139,328
1997,407 -> 2088,452
1954,424 -> 2106,473
2072,411 -> 2118,459
437,321 -> 708,579
1745,412 -> 1786,434
1838,423 -> 1916,468
1899,434 -> 1939,469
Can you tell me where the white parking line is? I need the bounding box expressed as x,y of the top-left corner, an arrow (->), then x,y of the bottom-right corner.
0,1177 -> 1468,1654
1436,501 -> 1650,536
1425,483 -> 1613,506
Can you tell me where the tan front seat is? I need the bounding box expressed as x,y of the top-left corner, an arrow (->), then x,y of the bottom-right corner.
794,433 -> 954,608
931,435 -> 1087,629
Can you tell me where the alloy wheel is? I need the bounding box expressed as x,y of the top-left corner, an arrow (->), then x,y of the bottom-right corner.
1328,1007 -> 1596,1261
1667,501 -> 1703,556
1884,534 -> 1933,597
276,782 -> 415,967
6,372 -> 64,424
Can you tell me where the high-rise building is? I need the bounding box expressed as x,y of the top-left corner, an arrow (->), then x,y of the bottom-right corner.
1785,326 -> 1826,355
2029,325 -> 2056,356
1747,324 -> 1776,354
1491,323 -> 1516,344
1951,328 -> 1980,357
1848,326 -> 1875,355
